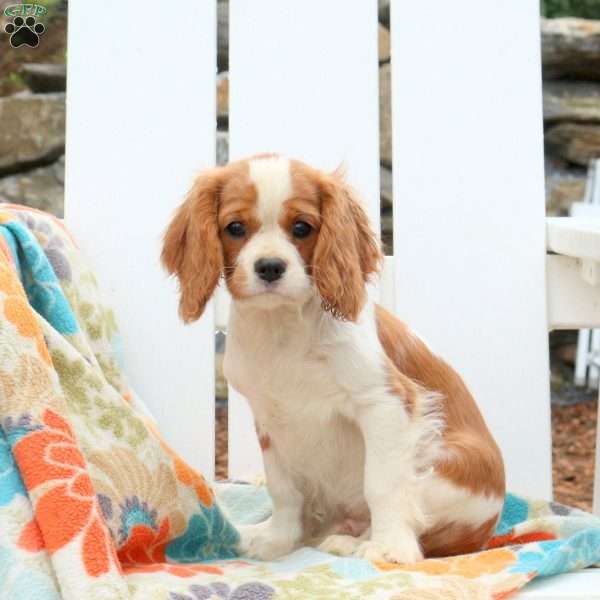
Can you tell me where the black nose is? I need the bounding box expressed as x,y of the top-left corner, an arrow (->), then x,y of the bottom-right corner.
254,258 -> 287,283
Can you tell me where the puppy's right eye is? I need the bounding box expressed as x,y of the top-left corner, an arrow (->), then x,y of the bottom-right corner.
225,221 -> 246,238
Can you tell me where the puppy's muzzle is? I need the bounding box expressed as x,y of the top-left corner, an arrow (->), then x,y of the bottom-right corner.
254,258 -> 287,283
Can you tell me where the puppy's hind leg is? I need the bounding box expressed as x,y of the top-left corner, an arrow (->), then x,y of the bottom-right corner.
353,397 -> 429,563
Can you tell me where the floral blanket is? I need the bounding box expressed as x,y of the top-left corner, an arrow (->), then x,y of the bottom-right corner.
0,203 -> 599,600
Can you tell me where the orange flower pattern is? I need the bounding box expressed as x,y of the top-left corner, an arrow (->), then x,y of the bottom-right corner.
13,409 -> 116,577
379,548 -> 517,578
123,562 -> 224,577
117,517 -> 171,564
0,260 -> 51,364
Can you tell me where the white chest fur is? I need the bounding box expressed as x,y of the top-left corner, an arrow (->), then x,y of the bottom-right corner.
223,299 -> 383,526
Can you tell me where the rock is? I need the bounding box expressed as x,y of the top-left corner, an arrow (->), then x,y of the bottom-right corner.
217,72 -> 228,124
0,157 -> 64,216
380,166 -> 392,209
542,18 -> 600,80
545,122 -> 600,166
547,178 -> 587,215
379,63 -> 391,167
379,24 -> 390,63
217,131 -> 229,166
556,343 -> 578,366
546,177 -> 587,216
545,157 -> 587,216
381,212 -> 393,255
0,93 -> 65,175
21,63 -> 67,93
218,1 -> 228,72
550,329 -> 578,350
215,331 -> 227,400
381,212 -> 393,234
544,81 -> 600,123
379,0 -> 390,28
550,369 -> 565,392
54,155 -> 65,185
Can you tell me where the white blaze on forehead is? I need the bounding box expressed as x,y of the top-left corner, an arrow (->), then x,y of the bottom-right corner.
248,156 -> 292,227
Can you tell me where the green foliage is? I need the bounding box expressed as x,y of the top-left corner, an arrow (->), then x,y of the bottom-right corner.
5,72 -> 24,86
542,0 -> 600,18
0,72 -> 26,95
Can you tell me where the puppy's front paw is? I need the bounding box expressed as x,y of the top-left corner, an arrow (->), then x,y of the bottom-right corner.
353,537 -> 423,564
318,534 -> 363,556
237,522 -> 297,561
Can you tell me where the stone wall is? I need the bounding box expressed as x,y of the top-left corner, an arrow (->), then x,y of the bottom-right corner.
0,86 -> 65,214
1,8 -> 599,237
543,17 -> 600,215
0,0 -> 66,216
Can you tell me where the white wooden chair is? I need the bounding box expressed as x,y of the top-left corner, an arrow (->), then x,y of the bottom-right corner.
64,1 -> 600,597
573,160 -> 600,389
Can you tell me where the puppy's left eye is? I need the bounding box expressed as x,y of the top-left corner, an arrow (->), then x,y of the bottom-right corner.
292,221 -> 312,239
225,221 -> 246,238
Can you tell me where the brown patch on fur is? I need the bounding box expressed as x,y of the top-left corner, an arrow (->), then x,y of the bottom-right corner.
281,163 -> 322,268
161,167 -> 225,322
375,304 -> 505,498
255,422 -> 271,451
383,357 -> 419,415
420,514 -> 499,558
279,199 -> 320,266
298,164 -> 383,321
161,160 -> 262,319
259,433 -> 271,451
217,168 -> 260,299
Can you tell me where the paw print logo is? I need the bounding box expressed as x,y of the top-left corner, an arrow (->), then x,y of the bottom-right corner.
4,16 -> 45,48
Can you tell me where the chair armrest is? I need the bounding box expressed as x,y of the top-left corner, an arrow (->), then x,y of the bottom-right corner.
545,217 -> 600,516
547,217 -> 600,263
546,217 -> 600,331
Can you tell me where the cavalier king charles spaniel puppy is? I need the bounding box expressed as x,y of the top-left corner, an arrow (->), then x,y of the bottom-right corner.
162,154 -> 505,563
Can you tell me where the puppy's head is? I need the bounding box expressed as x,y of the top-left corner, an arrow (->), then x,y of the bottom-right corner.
162,155 -> 382,323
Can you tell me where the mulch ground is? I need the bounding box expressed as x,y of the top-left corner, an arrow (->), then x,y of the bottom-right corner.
215,405 -> 228,480
216,400 -> 598,513
552,399 -> 597,512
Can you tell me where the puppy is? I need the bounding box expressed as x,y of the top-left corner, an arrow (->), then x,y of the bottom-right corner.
162,154 -> 505,563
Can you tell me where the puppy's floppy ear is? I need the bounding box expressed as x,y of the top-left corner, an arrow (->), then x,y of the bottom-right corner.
161,169 -> 224,323
313,171 -> 383,321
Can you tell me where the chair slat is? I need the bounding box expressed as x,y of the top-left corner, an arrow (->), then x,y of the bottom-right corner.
227,0 -> 380,478
390,1 -> 552,497
64,0 -> 217,477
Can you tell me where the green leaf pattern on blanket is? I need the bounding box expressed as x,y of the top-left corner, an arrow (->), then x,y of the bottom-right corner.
50,349 -> 102,413
71,284 -> 118,343
51,349 -> 147,446
94,397 -> 147,447
62,280 -> 127,393
273,565 -> 356,600
272,564 -> 405,600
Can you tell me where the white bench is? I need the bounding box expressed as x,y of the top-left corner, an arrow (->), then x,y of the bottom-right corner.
64,1 -> 600,596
